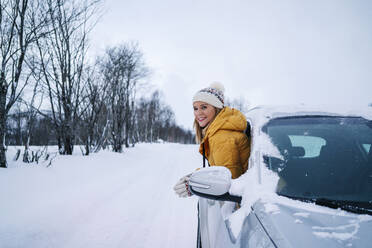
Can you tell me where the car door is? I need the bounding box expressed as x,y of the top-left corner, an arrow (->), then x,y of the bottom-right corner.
199,198 -> 239,248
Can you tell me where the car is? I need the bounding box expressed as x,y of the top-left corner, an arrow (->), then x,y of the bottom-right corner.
189,105 -> 372,248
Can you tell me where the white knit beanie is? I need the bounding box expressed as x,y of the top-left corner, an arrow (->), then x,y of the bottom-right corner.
192,82 -> 225,109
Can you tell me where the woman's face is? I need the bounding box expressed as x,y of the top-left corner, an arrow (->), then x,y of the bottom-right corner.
193,101 -> 216,128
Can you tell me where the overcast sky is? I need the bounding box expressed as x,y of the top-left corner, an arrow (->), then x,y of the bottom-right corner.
90,0 -> 372,129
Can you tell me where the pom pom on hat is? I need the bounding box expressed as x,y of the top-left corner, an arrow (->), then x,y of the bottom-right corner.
192,82 -> 225,109
209,82 -> 225,93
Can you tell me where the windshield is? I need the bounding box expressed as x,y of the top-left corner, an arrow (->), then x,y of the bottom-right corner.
262,116 -> 372,212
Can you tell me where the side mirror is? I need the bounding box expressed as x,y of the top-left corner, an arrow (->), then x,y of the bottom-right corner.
188,167 -> 242,204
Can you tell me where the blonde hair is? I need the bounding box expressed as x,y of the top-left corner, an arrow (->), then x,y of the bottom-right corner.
194,107 -> 222,143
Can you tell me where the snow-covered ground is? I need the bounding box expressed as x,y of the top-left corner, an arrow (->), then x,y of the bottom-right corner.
0,143 -> 200,248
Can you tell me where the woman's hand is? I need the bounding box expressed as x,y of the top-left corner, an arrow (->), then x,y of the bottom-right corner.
173,173 -> 193,197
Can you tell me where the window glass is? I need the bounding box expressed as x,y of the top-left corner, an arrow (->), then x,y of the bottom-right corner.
263,116 -> 372,207
362,144 -> 371,153
289,135 -> 326,158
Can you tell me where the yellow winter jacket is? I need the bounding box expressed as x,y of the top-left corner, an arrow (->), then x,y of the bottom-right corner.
199,107 -> 251,179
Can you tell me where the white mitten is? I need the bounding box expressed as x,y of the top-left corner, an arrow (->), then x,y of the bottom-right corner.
173,173 -> 192,197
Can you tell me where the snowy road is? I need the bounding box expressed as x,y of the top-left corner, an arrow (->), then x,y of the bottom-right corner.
0,143 -> 200,248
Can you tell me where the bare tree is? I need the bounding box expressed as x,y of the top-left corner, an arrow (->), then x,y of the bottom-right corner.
0,0 -> 51,167
35,0 -> 100,155
99,43 -> 148,152
134,97 -> 149,142
21,63 -> 44,162
78,64 -> 107,155
8,101 -> 25,145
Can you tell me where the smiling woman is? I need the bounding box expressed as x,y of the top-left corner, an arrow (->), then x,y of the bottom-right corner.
174,83 -> 251,197
173,83 -> 251,247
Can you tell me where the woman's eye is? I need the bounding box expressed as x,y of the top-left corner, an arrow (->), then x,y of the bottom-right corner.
201,106 -> 207,110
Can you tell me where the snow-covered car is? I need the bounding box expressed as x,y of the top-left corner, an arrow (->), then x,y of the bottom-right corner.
189,106 -> 372,248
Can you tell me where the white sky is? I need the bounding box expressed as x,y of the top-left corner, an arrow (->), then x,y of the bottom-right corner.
90,0 -> 372,129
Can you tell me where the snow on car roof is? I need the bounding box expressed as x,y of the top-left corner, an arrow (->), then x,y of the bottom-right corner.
245,104 -> 372,128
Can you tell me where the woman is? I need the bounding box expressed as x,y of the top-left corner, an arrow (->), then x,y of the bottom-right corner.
174,83 -> 251,197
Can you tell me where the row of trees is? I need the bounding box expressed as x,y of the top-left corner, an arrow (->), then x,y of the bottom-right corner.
7,89 -> 194,152
0,0 -> 193,168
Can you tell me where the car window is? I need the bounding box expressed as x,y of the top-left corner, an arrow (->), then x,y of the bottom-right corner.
363,144 -> 371,153
262,116 -> 372,206
288,135 -> 326,158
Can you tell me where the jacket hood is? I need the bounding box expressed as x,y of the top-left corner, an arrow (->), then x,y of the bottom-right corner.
203,107 -> 247,142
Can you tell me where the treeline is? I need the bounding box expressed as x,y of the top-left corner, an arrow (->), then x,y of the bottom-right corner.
7,90 -> 194,150
0,0 -> 193,168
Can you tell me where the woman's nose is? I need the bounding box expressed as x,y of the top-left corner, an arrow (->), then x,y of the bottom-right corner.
195,109 -> 202,115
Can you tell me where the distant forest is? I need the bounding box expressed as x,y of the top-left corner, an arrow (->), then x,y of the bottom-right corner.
7,89 -> 195,149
